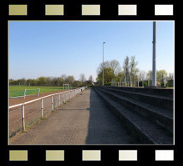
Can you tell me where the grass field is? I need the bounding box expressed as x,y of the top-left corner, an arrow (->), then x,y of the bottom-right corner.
9,86 -> 69,98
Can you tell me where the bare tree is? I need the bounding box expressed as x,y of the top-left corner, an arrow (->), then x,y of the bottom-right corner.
110,60 -> 121,75
97,60 -> 121,76
97,61 -> 110,74
88,75 -> 93,84
129,56 -> 139,81
61,74 -> 67,80
123,56 -> 130,81
139,70 -> 146,81
80,73 -> 86,83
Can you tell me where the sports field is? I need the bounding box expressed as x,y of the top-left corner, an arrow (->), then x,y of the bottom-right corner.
9,86 -> 69,98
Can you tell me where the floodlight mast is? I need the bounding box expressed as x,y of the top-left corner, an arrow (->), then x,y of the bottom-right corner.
152,21 -> 156,87
102,42 -> 105,86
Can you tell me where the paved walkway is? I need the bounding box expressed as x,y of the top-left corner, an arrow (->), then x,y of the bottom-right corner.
9,88 -> 138,145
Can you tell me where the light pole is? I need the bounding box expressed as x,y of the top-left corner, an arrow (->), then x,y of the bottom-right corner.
152,21 -> 156,87
102,42 -> 105,86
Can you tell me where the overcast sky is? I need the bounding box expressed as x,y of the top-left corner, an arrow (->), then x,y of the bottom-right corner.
9,21 -> 174,81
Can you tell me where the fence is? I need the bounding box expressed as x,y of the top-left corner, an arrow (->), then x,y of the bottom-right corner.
9,86 -> 86,138
111,78 -> 174,88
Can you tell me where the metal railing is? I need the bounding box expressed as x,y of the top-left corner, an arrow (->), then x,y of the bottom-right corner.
9,87 -> 86,138
111,78 -> 174,88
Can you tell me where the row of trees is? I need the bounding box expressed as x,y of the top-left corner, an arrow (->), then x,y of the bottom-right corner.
138,70 -> 173,81
9,74 -> 94,87
96,56 -> 174,87
96,56 -> 139,85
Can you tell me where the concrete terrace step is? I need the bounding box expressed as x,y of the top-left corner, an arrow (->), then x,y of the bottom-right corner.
94,88 -> 173,144
109,86 -> 173,98
97,87 -> 173,134
101,86 -> 173,110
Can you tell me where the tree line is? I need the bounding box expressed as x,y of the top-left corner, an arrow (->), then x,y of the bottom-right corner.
9,74 -> 94,87
96,56 -> 138,85
96,56 -> 174,87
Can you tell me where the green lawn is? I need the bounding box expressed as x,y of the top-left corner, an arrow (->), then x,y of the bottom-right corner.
9,86 -> 68,98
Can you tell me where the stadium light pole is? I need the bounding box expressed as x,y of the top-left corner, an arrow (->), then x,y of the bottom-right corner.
152,21 -> 156,87
102,42 -> 106,86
